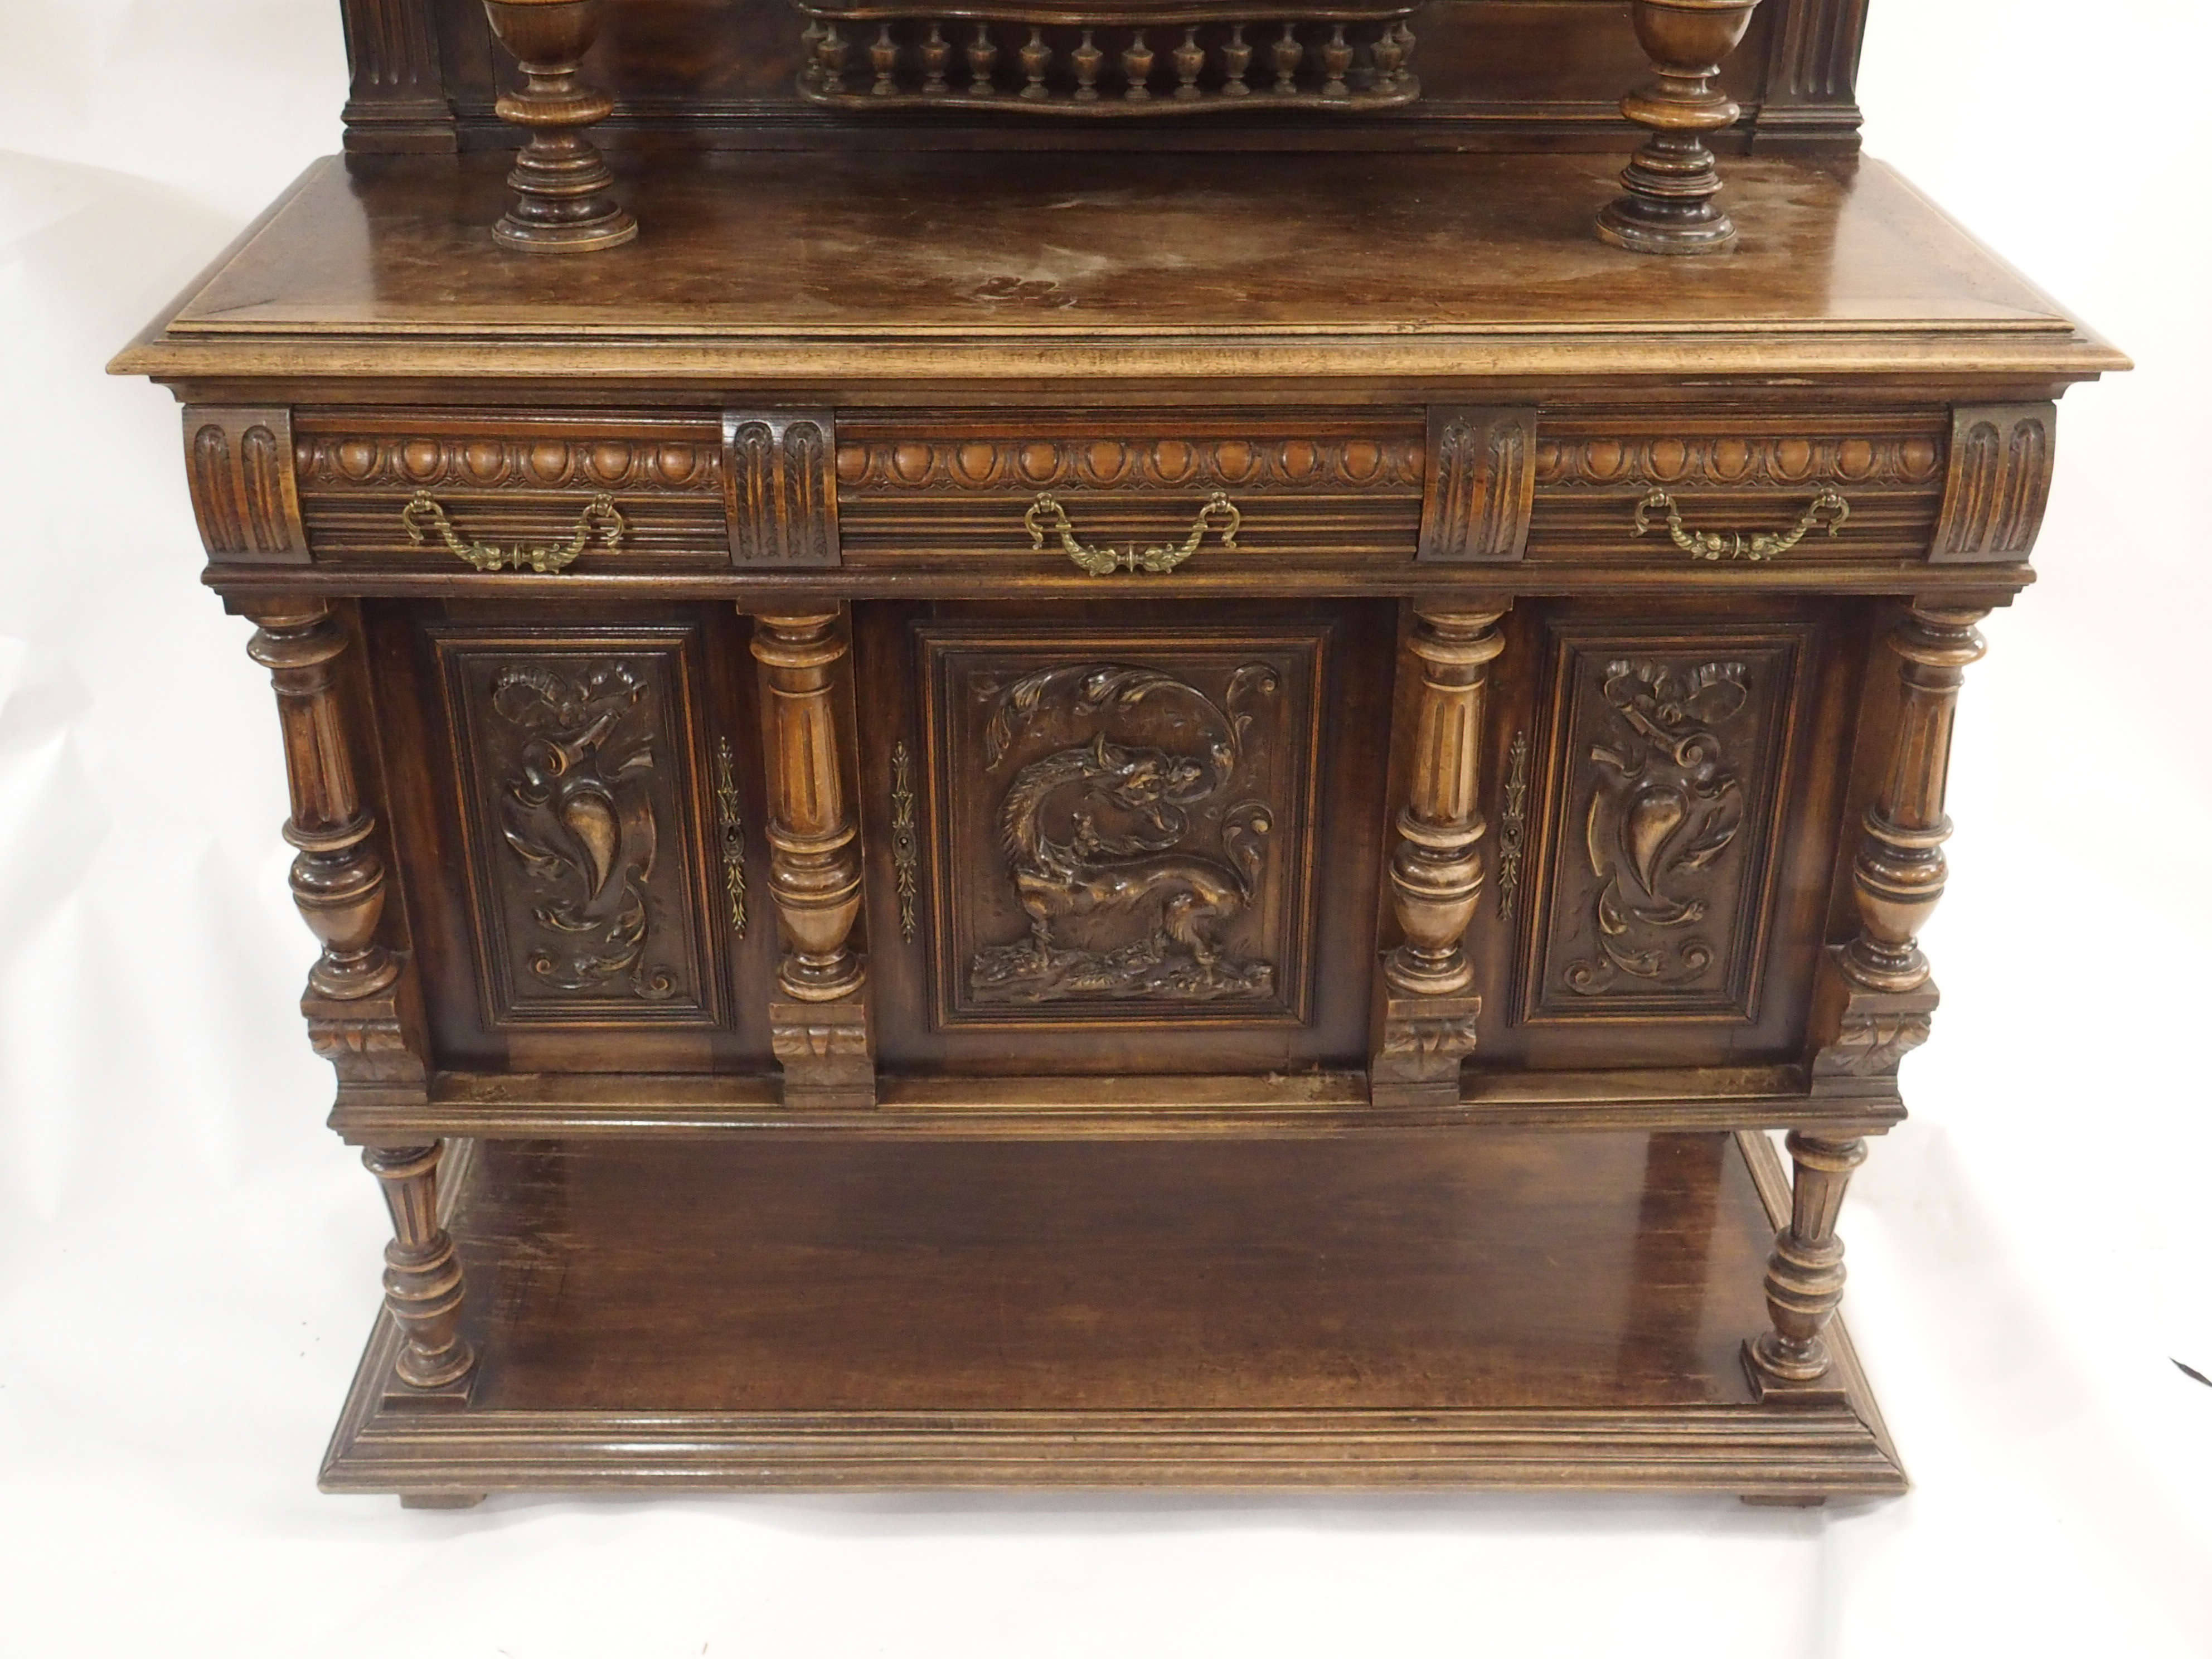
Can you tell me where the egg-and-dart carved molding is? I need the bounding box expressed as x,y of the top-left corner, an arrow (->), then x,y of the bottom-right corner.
835,435 -> 1425,494
294,432 -> 724,494
1534,431 -> 1946,492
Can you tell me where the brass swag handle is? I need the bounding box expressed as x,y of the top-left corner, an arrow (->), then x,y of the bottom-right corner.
1026,491 -> 1241,576
401,490 -> 627,574
1632,486 -> 1850,563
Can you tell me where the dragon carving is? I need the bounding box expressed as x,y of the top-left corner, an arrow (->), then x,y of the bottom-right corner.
490,661 -> 676,1000
1565,658 -> 1749,995
968,662 -> 1280,1004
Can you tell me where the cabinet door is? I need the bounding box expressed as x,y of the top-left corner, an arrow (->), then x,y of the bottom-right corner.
852,599 -> 1396,1076
1466,596 -> 1869,1071
368,600 -> 776,1074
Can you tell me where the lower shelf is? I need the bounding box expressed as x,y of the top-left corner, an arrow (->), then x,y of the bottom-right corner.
322,1127 -> 1904,1500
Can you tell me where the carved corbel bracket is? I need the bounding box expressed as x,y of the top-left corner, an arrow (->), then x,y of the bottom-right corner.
1371,993 -> 1482,1107
1807,945 -> 1937,1102
725,410 -> 841,566
770,993 -> 877,1110
1932,403 -> 2056,564
1419,407 -> 1537,563
185,407 -> 308,565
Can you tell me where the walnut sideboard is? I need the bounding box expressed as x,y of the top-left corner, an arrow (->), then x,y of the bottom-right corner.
115,15 -> 2122,1503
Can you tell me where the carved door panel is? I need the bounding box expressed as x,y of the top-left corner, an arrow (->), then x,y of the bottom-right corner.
367,601 -> 777,1074
1465,597 -> 1868,1071
852,600 -> 1396,1076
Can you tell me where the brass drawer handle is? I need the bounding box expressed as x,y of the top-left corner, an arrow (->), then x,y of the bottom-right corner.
1025,491 -> 1240,575
1633,486 -> 1849,562
401,490 -> 627,573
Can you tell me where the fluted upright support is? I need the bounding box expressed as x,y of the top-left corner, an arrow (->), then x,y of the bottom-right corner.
244,600 -> 468,1394
362,1143 -> 476,1389
750,610 -> 875,1108
482,0 -> 637,254
1842,603 -> 1990,993
1372,604 -> 1508,1107
1746,1132 -> 1865,1396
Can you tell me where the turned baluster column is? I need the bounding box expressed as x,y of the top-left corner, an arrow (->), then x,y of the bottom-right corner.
243,600 -> 474,1391
1751,600 -> 1989,1394
1597,0 -> 1762,256
362,1144 -> 474,1389
482,0 -> 637,254
750,610 -> 874,1108
1843,603 -> 1991,995
1372,605 -> 1508,1107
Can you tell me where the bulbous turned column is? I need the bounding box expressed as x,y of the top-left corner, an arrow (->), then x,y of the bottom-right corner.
482,0 -> 637,254
1842,603 -> 1991,994
1747,1131 -> 1866,1391
1597,0 -> 1762,256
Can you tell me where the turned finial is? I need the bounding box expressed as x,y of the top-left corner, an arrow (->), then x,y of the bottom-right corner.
481,0 -> 637,254
1597,0 -> 1761,256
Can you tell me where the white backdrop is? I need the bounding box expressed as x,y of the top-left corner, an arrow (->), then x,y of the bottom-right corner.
2,3 -> 2208,1655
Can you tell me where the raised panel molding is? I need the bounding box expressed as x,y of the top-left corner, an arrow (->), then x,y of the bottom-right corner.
1419,406 -> 1537,562
183,406 -> 308,564
919,624 -> 1328,1030
433,628 -> 722,1029
724,410 -> 840,566
1931,402 -> 2056,564
1521,626 -> 1810,1026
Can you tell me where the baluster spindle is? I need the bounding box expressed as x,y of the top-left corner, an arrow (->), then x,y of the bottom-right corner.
870,23 -> 898,94
1272,22 -> 1301,94
1020,26 -> 1050,99
967,23 -> 1000,93
921,20 -> 950,91
1173,26 -> 1204,99
1223,22 -> 1253,95
1074,28 -> 1103,100
1123,30 -> 1154,99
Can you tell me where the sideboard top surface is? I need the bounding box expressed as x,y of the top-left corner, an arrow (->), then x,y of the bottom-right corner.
117,149 -> 2122,389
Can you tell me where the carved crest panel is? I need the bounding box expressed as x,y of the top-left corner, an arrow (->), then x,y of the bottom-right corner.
918,624 -> 1327,1029
435,628 -> 722,1027
1521,627 -> 1807,1024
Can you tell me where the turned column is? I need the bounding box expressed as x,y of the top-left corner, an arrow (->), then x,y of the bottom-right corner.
362,1144 -> 474,1389
1597,0 -> 1762,256
244,601 -> 398,1000
1842,603 -> 1991,994
482,0 -> 637,254
750,610 -> 874,1108
1749,1131 -> 1866,1389
1752,600 -> 1990,1394
244,601 -> 473,1391
1372,605 -> 1508,1107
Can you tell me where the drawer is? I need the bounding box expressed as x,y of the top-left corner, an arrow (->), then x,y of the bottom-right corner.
291,411 -> 733,571
833,414 -> 1425,571
1527,414 -> 1951,565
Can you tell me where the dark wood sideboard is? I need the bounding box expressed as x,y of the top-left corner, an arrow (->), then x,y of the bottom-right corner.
113,0 -> 2123,1506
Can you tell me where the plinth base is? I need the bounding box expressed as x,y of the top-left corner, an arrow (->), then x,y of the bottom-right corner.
322,1126 -> 1903,1502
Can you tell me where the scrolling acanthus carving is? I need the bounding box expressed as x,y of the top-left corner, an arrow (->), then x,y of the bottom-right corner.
490,662 -> 675,1000
1566,660 -> 1748,995
969,663 -> 1280,1004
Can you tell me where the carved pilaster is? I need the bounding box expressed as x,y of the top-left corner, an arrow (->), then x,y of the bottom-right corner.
725,410 -> 840,566
1932,404 -> 2056,564
1419,407 -> 1537,564
362,1143 -> 476,1391
1840,602 -> 1990,995
1745,1131 -> 1865,1399
185,408 -> 308,565
1374,605 -> 1507,1107
339,0 -> 455,152
750,610 -> 874,1106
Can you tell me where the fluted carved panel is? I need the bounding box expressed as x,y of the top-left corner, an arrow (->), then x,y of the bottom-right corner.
433,626 -> 722,1028
725,411 -> 841,566
1419,407 -> 1536,562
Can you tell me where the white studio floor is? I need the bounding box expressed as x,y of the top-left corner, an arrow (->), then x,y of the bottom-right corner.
2,4 -> 2209,1655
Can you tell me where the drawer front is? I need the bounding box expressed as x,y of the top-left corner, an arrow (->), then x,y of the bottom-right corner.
293,413 -> 732,570
1527,415 -> 1949,565
835,416 -> 1425,571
